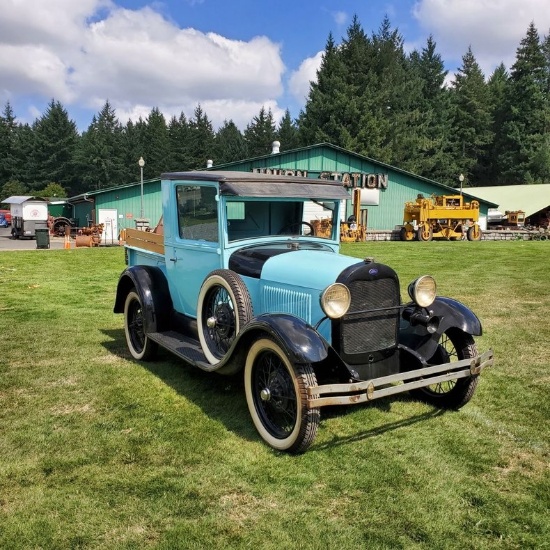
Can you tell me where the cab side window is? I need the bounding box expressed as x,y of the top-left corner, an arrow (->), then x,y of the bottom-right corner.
176,185 -> 218,242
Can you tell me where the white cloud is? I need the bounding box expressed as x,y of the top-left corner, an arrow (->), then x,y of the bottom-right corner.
0,0 -> 286,129
332,11 -> 349,27
289,51 -> 324,104
413,0 -> 550,75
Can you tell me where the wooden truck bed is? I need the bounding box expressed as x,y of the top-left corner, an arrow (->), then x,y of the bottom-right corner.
121,228 -> 165,255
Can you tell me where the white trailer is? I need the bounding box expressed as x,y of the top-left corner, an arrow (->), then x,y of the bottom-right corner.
4,196 -> 49,239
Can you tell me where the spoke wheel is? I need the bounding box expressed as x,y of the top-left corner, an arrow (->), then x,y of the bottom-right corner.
197,270 -> 253,365
410,329 -> 479,409
124,290 -> 158,361
244,338 -> 320,453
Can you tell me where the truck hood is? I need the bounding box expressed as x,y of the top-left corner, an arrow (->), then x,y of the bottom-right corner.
261,249 -> 359,289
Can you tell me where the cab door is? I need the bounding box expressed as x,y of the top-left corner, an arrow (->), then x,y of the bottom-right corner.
163,184 -> 222,317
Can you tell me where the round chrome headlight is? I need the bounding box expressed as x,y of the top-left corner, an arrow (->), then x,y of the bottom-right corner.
408,275 -> 436,308
320,283 -> 351,319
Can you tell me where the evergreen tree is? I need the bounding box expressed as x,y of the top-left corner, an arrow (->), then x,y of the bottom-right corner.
244,106 -> 277,157
76,101 -> 126,191
121,117 -> 149,184
485,63 -> 510,184
143,107 -> 170,179
187,105 -> 215,169
12,123 -> 35,186
498,23 -> 550,182
0,102 -> 18,185
31,100 -> 80,194
214,120 -> 248,164
276,109 -> 301,151
409,36 -> 456,183
367,17 -> 424,169
297,33 -> 350,146
167,113 -> 191,170
449,47 -> 493,184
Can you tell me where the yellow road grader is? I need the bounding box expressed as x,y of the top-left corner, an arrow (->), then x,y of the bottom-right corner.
400,194 -> 482,241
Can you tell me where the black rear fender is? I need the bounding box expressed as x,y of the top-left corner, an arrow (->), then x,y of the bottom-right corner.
114,266 -> 172,333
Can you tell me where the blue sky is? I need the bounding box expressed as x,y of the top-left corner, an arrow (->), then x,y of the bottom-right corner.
1,0 -> 549,133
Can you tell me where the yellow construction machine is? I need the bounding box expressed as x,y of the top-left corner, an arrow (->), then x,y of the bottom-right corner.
400,194 -> 481,241
312,188 -> 366,242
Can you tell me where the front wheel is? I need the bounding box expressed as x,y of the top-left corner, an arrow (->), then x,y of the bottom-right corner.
244,338 -> 320,453
124,290 -> 158,361
417,224 -> 433,242
410,329 -> 478,409
467,225 -> 482,241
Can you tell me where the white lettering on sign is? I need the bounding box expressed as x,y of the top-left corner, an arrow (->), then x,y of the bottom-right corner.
251,168 -> 388,189
319,171 -> 388,189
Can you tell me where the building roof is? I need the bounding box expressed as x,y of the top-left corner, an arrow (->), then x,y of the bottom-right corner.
3,195 -> 48,204
467,184 -> 550,217
210,142 -> 498,208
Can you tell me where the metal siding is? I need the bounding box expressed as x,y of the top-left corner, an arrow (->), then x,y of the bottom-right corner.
94,181 -> 163,230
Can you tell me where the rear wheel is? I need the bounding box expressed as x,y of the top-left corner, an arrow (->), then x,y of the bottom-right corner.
198,269 -> 253,365
124,290 -> 158,361
400,224 -> 415,241
410,329 -> 478,409
244,338 -> 320,453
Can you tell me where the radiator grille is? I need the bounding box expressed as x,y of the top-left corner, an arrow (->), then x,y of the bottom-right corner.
262,286 -> 312,323
341,278 -> 399,354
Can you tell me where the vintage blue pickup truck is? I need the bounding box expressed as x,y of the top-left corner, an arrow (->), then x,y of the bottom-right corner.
114,171 -> 493,453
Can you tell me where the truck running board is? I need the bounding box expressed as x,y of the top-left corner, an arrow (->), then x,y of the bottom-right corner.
148,331 -> 211,368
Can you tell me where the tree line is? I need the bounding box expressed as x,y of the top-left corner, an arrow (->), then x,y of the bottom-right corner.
1,16 -> 549,201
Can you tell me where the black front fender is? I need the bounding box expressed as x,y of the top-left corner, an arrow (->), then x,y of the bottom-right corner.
113,265 -> 172,333
399,296 -> 482,360
239,313 -> 331,365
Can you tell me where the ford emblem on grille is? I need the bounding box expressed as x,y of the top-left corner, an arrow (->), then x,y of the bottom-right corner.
369,268 -> 378,275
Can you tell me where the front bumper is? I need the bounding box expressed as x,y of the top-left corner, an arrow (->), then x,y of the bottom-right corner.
306,349 -> 494,408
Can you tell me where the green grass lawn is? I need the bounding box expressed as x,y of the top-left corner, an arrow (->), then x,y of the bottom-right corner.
0,241 -> 548,549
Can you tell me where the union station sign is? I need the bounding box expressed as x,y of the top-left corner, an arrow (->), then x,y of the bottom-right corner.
251,168 -> 389,189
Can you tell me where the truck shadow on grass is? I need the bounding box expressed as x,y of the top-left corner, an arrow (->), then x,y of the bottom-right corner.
102,328 -> 446,452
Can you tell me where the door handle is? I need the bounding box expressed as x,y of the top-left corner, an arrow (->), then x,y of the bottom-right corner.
170,257 -> 177,262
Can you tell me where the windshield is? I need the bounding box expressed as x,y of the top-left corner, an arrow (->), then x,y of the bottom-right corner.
226,198 -> 340,242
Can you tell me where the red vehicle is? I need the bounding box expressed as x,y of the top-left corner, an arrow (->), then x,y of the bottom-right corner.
0,209 -> 12,225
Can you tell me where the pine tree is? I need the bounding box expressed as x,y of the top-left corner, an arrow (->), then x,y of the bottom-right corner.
449,47 -> 493,185
215,120 -> 248,164
76,101 -> 126,191
409,36 -> 456,183
143,107 -> 170,179
0,102 -> 18,185
187,105 -> 215,169
276,110 -> 301,151
297,33 -> 350,146
498,23 -> 549,183
485,64 -> 510,184
167,113 -> 191,170
244,106 -> 276,157
31,100 -> 80,194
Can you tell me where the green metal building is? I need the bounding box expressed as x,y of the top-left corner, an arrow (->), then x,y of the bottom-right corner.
66,143 -> 495,241
210,143 -> 493,230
